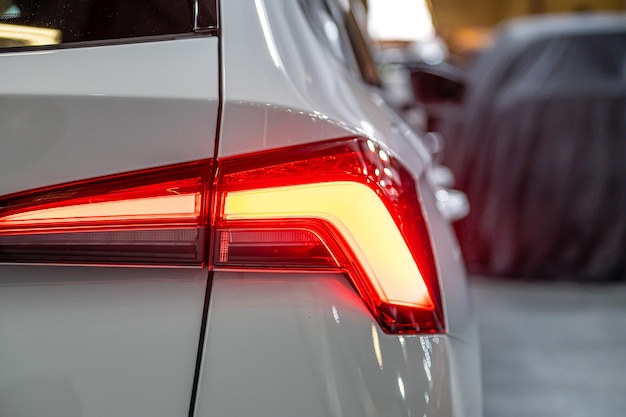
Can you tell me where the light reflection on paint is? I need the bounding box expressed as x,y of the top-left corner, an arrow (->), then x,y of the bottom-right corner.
323,19 -> 339,43
399,335 -> 408,363
398,375 -> 406,400
331,305 -> 340,324
420,337 -> 433,385
371,323 -> 383,370
423,357 -> 432,382
254,0 -> 282,68
359,120 -> 375,138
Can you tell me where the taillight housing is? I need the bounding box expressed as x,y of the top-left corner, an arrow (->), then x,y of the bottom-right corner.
0,137 -> 444,333
0,161 -> 211,265
212,138 -> 444,333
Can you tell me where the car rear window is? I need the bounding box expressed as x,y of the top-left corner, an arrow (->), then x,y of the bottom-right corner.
0,0 -> 217,50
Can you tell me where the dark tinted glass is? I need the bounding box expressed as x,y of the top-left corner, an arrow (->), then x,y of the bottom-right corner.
0,0 -> 217,49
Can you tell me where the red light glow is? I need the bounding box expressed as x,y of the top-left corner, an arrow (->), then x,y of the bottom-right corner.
213,138 -> 444,333
0,138 -> 443,333
0,161 -> 211,265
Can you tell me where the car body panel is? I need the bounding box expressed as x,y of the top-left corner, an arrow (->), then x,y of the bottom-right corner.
418,176 -> 482,414
0,37 -> 218,196
196,272 -> 454,417
218,0 -> 476,338
0,267 -> 207,417
217,0 -> 432,173
198,1 -> 482,416
0,1 -> 481,416
0,36 -> 219,416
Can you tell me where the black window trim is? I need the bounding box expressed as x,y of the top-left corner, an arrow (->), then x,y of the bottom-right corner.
0,0 -> 218,54
339,1 -> 382,87
0,31 -> 217,54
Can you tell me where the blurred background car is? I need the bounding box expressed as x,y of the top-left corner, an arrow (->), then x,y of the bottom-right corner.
412,13 -> 626,280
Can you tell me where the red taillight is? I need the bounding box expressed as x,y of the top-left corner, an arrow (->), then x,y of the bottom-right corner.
0,138 -> 443,333
212,138 -> 444,333
0,161 -> 211,265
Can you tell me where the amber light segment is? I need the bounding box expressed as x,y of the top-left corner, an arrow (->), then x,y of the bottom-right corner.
224,181 -> 434,310
1,194 -> 200,227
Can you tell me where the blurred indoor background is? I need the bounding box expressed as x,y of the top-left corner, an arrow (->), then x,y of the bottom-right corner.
364,2 -> 626,417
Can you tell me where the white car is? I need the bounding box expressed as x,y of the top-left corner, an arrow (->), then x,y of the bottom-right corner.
0,1 -> 481,416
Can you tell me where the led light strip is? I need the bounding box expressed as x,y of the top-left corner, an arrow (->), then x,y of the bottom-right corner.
1,194 -> 200,226
224,181 -> 434,309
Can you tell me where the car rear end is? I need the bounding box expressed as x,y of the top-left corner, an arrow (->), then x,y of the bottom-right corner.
0,1 -> 219,416
0,0 -> 481,416
194,1 -> 481,416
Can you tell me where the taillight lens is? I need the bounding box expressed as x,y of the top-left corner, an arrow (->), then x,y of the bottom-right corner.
0,161 -> 211,265
0,138 -> 443,333
212,138 -> 444,333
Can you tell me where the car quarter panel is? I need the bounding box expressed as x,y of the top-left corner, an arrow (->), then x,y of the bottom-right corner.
0,37 -> 218,196
0,36 -> 219,416
217,0 -> 431,173
0,267 -> 207,417
195,272 -> 455,417
199,1 -> 481,416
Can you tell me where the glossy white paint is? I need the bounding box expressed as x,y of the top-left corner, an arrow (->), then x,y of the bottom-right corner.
418,176 -> 483,414
0,36 -> 219,416
197,1 -> 482,416
218,0 -> 432,173
0,267 -> 207,417
196,272 -> 454,417
1,1 -> 480,416
0,37 -> 219,196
